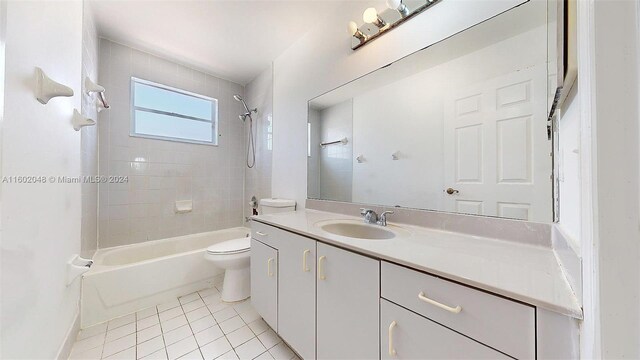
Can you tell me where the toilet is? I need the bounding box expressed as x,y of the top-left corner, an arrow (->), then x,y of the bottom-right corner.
205,198 -> 296,302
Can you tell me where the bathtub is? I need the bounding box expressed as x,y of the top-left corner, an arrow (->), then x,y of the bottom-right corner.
81,227 -> 250,328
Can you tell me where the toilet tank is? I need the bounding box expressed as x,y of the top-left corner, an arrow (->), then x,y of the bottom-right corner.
260,198 -> 296,214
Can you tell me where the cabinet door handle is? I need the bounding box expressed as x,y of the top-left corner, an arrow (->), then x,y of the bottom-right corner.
302,249 -> 311,272
256,231 -> 268,236
267,258 -> 274,277
318,256 -> 326,280
418,291 -> 462,314
388,321 -> 397,356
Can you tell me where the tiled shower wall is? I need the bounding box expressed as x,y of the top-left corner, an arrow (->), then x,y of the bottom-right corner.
244,66 -> 273,218
98,39 -> 246,248
80,5 -> 99,257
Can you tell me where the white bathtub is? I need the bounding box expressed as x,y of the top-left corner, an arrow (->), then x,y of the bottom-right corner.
81,227 -> 250,328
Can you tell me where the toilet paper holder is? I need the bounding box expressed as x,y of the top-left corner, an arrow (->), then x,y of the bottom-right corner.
66,254 -> 93,286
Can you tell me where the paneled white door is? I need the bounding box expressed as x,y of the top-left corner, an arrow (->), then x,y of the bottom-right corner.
443,65 -> 551,222
250,239 -> 278,331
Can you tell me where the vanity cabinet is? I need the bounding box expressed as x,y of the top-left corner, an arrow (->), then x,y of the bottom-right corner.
381,299 -> 510,359
250,238 -> 278,331
277,232 -> 317,360
316,242 -> 380,360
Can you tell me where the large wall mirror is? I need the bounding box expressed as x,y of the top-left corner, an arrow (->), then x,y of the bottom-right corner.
308,0 -> 558,223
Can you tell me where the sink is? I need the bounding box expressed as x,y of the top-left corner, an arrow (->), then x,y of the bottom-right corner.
315,220 -> 409,240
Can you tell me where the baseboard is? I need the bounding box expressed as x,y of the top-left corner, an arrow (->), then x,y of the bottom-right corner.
56,309 -> 80,360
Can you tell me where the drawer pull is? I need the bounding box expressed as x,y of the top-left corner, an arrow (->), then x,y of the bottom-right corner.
418,291 -> 462,314
388,320 -> 397,356
267,258 -> 274,277
256,231 -> 268,236
318,256 -> 326,280
303,249 -> 311,272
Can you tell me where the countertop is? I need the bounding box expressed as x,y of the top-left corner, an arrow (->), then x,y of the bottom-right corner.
252,209 -> 583,319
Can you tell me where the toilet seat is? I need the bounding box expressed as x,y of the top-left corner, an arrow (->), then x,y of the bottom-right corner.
206,237 -> 250,255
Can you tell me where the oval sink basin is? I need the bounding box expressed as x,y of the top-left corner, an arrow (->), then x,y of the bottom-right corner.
315,220 -> 409,240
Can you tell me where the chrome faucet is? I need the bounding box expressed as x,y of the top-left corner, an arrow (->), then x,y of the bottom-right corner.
360,208 -> 394,226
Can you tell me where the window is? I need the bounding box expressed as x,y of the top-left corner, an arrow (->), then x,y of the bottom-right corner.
131,77 -> 218,145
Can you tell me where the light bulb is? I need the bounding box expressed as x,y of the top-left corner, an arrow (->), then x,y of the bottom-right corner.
386,0 -> 401,10
363,7 -> 379,24
348,21 -> 359,36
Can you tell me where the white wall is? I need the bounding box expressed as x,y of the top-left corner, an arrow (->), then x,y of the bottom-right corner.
0,1 -> 83,358
244,65 -> 273,218
81,2 -> 99,258
97,39 -> 246,248
271,0 -> 528,209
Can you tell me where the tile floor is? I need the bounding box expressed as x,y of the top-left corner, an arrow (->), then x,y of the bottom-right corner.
69,277 -> 298,360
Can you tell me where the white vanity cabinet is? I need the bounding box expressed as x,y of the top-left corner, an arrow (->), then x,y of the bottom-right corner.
381,299 -> 510,359
316,242 -> 380,360
277,231 -> 317,360
250,238 -> 278,331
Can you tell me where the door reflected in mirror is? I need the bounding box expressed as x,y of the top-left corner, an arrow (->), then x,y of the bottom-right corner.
307,1 -> 555,223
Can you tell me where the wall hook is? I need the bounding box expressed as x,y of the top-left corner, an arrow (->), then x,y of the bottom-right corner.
95,98 -> 108,113
356,154 -> 365,163
35,67 -> 73,104
392,151 -> 400,160
84,77 -> 105,95
72,109 -> 95,131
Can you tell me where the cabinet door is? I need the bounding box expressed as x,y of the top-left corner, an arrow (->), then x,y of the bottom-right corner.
278,233 -> 317,359
251,238 -> 278,331
381,299 -> 510,359
317,243 -> 380,360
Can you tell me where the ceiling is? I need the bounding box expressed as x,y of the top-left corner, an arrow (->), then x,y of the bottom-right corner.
89,0 -> 339,85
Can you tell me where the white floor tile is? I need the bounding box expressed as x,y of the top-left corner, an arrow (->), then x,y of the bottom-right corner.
267,343 -> 294,360
138,315 -> 160,331
237,310 -> 260,325
212,308 -> 236,323
140,349 -> 168,360
201,294 -> 221,306
163,325 -> 193,346
102,333 -> 136,358
108,314 -> 136,331
247,319 -> 268,336
194,325 -> 224,347
72,333 -> 106,354
137,324 -> 162,344
137,336 -> 165,359
206,302 -> 229,314
106,323 -> 136,343
179,293 -> 200,305
161,315 -> 188,333
218,316 -> 245,334
177,349 -> 203,360
257,330 -> 280,350
198,336 -> 231,360
185,306 -> 211,323
253,351 -> 273,360
182,299 -> 205,313
137,307 -> 158,321
234,338 -> 266,360
189,315 -> 216,333
226,326 -> 255,348
77,323 -> 108,341
157,299 -> 181,313
166,336 -> 198,360
216,350 -> 239,360
197,288 -> 217,298
69,344 -> 103,360
159,307 -> 184,323
104,346 -> 136,360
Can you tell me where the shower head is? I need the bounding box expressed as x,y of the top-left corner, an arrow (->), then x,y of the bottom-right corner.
233,94 -> 257,115
233,94 -> 243,102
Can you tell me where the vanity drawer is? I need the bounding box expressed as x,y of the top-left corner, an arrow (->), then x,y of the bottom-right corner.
381,262 -> 535,359
251,221 -> 286,248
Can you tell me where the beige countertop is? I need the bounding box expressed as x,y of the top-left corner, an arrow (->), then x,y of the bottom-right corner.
252,209 -> 582,319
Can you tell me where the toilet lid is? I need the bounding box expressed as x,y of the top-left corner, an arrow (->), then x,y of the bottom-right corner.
207,237 -> 250,255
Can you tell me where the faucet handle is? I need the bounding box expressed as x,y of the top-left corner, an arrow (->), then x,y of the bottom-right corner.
377,210 -> 394,226
360,208 -> 374,216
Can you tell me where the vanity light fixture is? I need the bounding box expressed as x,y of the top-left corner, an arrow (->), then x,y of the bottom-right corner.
348,21 -> 367,43
387,0 -> 410,18
348,0 -> 441,50
363,7 -> 387,28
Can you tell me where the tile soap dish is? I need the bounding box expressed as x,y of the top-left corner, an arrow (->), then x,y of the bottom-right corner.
175,200 -> 193,214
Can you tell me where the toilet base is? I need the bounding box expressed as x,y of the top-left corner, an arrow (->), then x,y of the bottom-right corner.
221,267 -> 250,302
